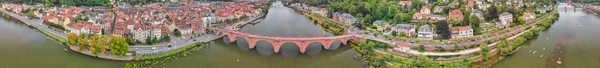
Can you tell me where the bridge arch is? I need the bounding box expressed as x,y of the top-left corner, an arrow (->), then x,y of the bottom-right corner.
305,42 -> 323,55
280,42 -> 300,57
255,40 -> 275,56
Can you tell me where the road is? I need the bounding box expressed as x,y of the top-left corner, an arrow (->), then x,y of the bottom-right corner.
130,14 -> 265,55
366,11 -> 556,56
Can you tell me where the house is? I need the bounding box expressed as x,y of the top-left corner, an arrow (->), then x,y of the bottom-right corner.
537,7 -> 548,13
429,15 -> 447,20
420,0 -> 429,3
132,25 -> 151,42
413,12 -> 424,20
471,9 -> 484,21
392,24 -> 416,36
433,6 -> 443,13
451,26 -> 473,39
478,4 -> 491,10
397,0 -> 412,6
374,20 -> 390,31
178,24 -> 193,35
319,8 -> 328,17
523,12 -> 536,20
420,5 -> 431,15
338,13 -> 357,25
449,9 -> 464,22
465,1 -> 474,9
418,25 -> 434,39
476,0 -> 484,4
498,12 -> 513,28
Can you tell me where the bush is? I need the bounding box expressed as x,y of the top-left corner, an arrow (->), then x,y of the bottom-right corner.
47,22 -> 65,30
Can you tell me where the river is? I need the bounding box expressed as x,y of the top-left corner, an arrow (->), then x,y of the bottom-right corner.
0,15 -> 124,68
0,1 -> 361,68
493,3 -> 600,68
157,1 -> 361,68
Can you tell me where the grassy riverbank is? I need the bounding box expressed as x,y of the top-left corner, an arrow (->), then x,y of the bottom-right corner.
133,42 -> 209,61
472,11 -> 559,68
352,10 -> 560,68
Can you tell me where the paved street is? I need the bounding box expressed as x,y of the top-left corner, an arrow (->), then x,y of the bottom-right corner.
356,11 -> 556,56
130,14 -> 265,55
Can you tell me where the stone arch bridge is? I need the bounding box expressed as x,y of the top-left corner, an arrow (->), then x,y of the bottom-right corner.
209,28 -> 364,53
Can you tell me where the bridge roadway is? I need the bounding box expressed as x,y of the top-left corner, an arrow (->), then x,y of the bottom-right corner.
209,28 -> 363,53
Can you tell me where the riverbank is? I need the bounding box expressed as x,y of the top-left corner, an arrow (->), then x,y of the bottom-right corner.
474,10 -> 560,68
0,9 -> 67,44
0,9 -> 138,61
352,7 -> 560,67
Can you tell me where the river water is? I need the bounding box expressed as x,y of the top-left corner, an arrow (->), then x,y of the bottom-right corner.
158,1 -> 361,68
0,15 -> 124,68
0,1 -> 360,68
493,3 -> 600,68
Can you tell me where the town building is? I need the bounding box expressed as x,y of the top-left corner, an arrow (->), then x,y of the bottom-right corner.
523,12 -> 536,20
418,25 -> 434,39
451,26 -> 473,39
471,9 -> 484,21
420,5 -> 431,15
397,0 -> 412,6
374,20 -> 390,31
433,6 -> 443,13
498,12 -> 513,28
449,9 -> 464,22
392,24 -> 416,36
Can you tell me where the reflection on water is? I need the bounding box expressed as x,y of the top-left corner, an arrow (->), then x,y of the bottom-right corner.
493,3 -> 600,68
0,14 -> 123,68
232,1 -> 339,56
157,39 -> 361,68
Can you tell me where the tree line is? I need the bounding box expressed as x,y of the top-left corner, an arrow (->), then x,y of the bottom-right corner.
67,33 -> 129,56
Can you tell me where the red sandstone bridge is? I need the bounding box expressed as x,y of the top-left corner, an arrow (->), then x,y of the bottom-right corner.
208,28 -> 364,53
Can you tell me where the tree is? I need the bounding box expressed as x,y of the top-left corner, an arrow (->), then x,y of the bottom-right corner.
109,36 -> 129,56
77,36 -> 88,51
399,32 -> 407,37
89,34 -> 101,54
364,14 -> 373,25
469,15 -> 482,35
485,5 -> 499,20
67,33 -> 78,45
173,29 -> 181,37
436,21 -> 451,39
161,35 -> 170,42
98,36 -> 109,55
498,40 -> 512,56
125,37 -> 137,45
419,44 -> 426,52
145,36 -> 152,45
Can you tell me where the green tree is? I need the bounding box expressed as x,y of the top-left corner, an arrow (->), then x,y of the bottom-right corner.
419,44 -> 426,52
173,29 -> 181,37
436,21 -> 451,39
469,15 -> 482,35
145,36 -> 152,45
109,36 -> 129,56
399,32 -> 407,37
89,34 -> 101,54
67,33 -> 79,45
